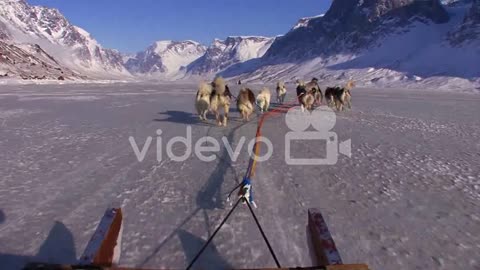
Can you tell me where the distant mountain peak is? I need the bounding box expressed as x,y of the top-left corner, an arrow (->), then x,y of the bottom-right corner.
125,40 -> 206,76
186,36 -> 274,75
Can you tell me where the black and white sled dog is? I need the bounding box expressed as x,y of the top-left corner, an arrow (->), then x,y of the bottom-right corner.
325,81 -> 354,111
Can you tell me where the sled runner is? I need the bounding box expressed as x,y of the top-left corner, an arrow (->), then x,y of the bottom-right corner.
23,207 -> 368,270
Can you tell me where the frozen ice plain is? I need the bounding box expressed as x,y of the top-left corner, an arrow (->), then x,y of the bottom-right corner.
0,82 -> 479,270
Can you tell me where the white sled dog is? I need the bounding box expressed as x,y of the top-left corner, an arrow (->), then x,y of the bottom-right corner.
343,80 -> 354,110
276,81 -> 287,104
237,88 -> 256,121
195,81 -> 212,121
210,77 -> 231,126
256,87 -> 271,113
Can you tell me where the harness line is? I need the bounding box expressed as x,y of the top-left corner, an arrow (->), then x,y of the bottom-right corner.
189,90 -> 308,269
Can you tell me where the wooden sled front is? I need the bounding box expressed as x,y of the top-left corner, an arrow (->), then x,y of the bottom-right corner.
23,208 -> 369,270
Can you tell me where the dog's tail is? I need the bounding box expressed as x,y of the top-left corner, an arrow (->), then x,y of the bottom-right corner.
243,88 -> 256,105
306,93 -> 315,104
259,87 -> 270,96
346,80 -> 355,91
238,100 -> 253,113
277,81 -> 285,89
238,102 -> 253,113
257,87 -> 269,102
197,81 -> 212,99
212,76 -> 226,95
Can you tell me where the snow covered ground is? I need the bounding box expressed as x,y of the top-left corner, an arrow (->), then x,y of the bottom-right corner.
0,83 -> 478,270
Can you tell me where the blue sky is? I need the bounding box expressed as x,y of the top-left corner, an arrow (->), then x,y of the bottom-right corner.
27,0 -> 332,53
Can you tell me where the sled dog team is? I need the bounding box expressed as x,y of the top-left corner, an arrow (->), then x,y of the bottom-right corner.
195,76 -> 354,127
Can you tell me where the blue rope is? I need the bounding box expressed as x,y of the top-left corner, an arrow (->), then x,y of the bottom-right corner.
239,177 -> 254,204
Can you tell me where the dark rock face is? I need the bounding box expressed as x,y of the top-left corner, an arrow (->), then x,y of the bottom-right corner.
0,21 -> 10,40
126,47 -> 165,74
0,41 -> 81,80
264,0 -> 449,60
449,0 -> 480,45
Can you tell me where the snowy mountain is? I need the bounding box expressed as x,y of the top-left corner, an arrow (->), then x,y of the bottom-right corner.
0,0 -> 130,79
0,0 -> 478,86
221,0 -> 479,90
186,36 -> 274,75
125,40 -> 206,76
264,0 -> 449,60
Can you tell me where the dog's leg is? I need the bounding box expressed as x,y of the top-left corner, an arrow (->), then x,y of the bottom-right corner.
216,111 -> 222,126
223,104 -> 229,126
337,100 -> 344,111
202,110 -> 207,121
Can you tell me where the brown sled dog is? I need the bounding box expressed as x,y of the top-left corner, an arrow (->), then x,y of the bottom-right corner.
209,77 -> 231,126
237,88 -> 256,121
276,81 -> 287,104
